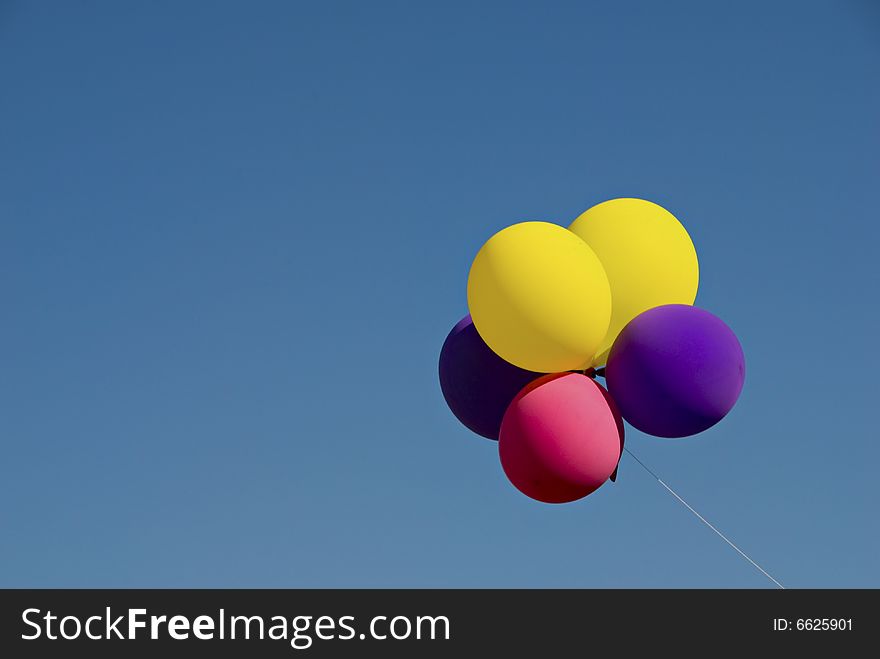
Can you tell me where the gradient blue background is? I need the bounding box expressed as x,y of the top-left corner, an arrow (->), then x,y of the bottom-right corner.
1,1 -> 877,587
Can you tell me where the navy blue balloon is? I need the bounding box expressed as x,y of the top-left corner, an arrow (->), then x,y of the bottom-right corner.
439,315 -> 543,440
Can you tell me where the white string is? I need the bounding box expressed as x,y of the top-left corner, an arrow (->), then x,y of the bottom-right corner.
624,447 -> 785,589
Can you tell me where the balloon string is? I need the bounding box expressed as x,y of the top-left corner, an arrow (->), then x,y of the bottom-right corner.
623,448 -> 785,589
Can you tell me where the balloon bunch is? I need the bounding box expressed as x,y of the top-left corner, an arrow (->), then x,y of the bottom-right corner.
440,198 -> 745,504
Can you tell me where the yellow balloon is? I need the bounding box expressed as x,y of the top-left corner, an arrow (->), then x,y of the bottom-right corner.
467,222 -> 612,373
569,198 -> 699,366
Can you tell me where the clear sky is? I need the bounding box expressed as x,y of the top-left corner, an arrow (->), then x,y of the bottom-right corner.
1,0 -> 877,588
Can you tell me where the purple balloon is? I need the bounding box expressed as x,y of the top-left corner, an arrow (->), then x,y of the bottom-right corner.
439,315 -> 543,440
606,305 -> 745,438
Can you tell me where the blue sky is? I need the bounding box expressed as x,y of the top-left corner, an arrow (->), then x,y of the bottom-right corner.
1,0 -> 877,587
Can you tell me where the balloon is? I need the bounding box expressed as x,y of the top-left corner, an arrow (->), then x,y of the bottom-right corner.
467,222 -> 612,373
569,198 -> 699,366
606,304 -> 745,438
439,315 -> 543,440
499,373 -> 623,503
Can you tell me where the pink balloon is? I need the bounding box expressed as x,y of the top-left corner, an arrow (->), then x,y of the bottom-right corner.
499,373 -> 622,504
